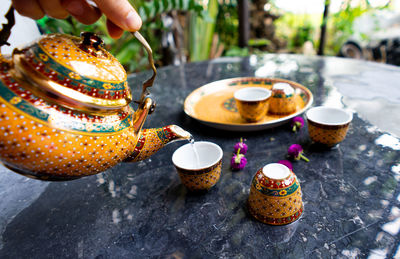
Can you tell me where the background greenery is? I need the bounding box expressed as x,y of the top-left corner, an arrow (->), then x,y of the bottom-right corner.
273,0 -> 392,55
37,0 -> 395,73
38,0 -> 206,72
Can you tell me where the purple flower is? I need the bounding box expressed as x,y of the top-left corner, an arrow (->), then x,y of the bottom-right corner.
231,154 -> 247,170
231,147 -> 247,170
291,116 -> 304,132
287,144 -> 309,162
278,160 -> 293,170
234,138 -> 248,155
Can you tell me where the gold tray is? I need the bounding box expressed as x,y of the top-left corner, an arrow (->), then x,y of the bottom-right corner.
184,77 -> 313,131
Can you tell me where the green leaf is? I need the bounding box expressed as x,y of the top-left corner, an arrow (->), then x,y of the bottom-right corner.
162,0 -> 170,11
116,41 -> 141,64
154,0 -> 160,14
53,19 -> 74,34
180,0 -> 187,9
189,0 -> 195,10
189,0 -> 218,61
146,2 -> 157,19
138,7 -> 148,22
170,0 -> 177,9
142,3 -> 151,20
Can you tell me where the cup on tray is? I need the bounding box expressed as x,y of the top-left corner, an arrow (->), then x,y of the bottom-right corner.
172,141 -> 223,192
234,87 -> 272,122
247,163 -> 303,225
306,106 -> 353,147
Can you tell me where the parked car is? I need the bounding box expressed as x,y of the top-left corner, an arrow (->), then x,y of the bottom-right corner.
339,10 -> 400,66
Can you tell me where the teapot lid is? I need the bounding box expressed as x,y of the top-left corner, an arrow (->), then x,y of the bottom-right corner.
12,32 -> 132,112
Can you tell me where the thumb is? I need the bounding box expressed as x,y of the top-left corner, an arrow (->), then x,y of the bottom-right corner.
93,0 -> 142,32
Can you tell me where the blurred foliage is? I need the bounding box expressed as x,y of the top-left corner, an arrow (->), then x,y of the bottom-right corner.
36,0 -> 394,71
189,0 -> 218,61
224,46 -> 249,57
37,0 -> 204,73
215,1 -> 239,54
275,14 -> 317,52
274,0 -> 392,56
326,0 -> 390,55
292,22 -> 314,49
326,5 -> 366,55
249,38 -> 272,47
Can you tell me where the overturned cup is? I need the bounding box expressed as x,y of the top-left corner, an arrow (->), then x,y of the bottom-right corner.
234,87 -> 271,122
248,163 -> 303,225
269,83 -> 296,115
306,106 -> 353,147
172,141 -> 223,191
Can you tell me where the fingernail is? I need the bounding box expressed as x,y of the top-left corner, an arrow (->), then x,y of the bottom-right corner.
65,1 -> 84,16
124,10 -> 142,31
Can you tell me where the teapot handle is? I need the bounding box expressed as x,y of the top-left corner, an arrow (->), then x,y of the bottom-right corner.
0,6 -> 15,48
0,5 -> 15,66
132,31 -> 157,112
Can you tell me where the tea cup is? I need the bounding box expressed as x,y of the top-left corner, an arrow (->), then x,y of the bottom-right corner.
268,83 -> 296,115
172,141 -> 223,191
234,87 -> 271,122
306,106 -> 353,147
248,163 -> 303,225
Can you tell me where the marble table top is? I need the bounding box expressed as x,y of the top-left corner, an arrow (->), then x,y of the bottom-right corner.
1,54 -> 400,258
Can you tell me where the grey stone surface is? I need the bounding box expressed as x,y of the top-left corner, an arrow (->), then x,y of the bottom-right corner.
1,54 -> 400,258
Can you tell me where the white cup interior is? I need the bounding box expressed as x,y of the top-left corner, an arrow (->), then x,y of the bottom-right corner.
234,87 -> 271,102
262,163 -> 291,180
306,106 -> 353,125
172,141 -> 223,170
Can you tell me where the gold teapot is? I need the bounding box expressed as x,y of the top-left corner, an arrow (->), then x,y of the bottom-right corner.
0,7 -> 190,181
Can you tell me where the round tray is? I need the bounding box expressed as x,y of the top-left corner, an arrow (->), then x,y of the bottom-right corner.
184,77 -> 313,132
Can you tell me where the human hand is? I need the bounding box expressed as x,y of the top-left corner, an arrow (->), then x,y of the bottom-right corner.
11,0 -> 142,38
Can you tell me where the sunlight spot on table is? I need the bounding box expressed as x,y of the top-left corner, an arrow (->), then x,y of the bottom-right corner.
108,180 -> 116,198
392,164 -> 400,174
367,248 -> 387,259
381,207 -> 400,235
364,176 -> 377,186
394,243 -> 400,259
112,209 -> 121,224
375,232 -> 384,242
341,248 -> 360,258
366,125 -> 380,134
380,200 -> 389,207
96,174 -> 105,185
375,134 -> 400,150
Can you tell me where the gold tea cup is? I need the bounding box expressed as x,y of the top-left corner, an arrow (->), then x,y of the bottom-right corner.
248,163 -> 303,225
172,141 -> 223,191
306,106 -> 353,147
234,87 -> 271,122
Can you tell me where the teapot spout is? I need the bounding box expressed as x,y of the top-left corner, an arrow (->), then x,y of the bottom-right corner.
127,125 -> 191,162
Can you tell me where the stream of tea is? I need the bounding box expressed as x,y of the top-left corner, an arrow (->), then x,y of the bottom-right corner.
189,135 -> 200,168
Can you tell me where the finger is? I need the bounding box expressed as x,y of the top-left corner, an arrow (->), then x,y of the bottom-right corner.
106,19 -> 124,39
12,0 -> 45,20
61,0 -> 101,25
38,0 -> 68,19
93,0 -> 142,32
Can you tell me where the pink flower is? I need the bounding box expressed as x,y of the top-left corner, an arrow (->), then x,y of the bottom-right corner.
231,148 -> 247,170
278,160 -> 293,170
291,117 -> 304,132
234,138 -> 248,155
288,144 -> 309,162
